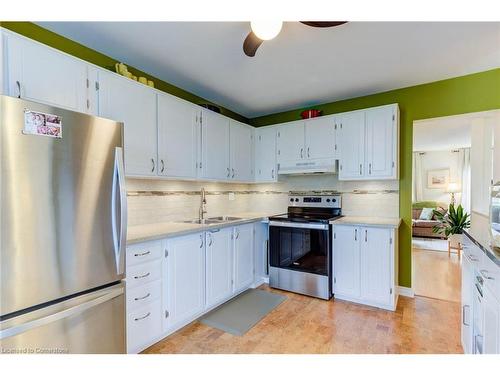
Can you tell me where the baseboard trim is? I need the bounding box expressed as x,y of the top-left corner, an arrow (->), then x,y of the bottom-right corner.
398,286 -> 415,298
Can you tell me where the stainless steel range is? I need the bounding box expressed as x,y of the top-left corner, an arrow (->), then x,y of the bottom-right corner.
268,194 -> 342,300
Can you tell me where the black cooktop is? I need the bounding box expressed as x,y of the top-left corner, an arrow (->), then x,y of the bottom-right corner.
269,210 -> 342,224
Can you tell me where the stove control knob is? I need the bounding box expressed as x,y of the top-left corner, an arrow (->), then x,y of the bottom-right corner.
290,198 -> 294,202
332,199 -> 336,203
295,198 -> 299,202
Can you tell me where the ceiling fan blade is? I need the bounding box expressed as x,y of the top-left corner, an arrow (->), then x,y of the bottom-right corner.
243,31 -> 263,57
300,21 -> 348,28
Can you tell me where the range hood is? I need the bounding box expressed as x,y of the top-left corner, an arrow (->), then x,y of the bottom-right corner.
278,159 -> 337,175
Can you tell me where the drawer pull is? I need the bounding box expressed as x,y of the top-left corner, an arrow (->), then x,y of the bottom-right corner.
134,250 -> 151,257
134,272 -> 150,280
134,312 -> 151,321
134,293 -> 151,301
480,269 -> 494,280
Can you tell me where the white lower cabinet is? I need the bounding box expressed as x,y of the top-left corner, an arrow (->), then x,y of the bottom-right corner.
126,221 -> 260,353
164,232 -> 206,330
483,285 -> 500,354
233,224 -> 255,293
461,254 -> 474,354
205,228 -> 233,309
333,224 -> 397,311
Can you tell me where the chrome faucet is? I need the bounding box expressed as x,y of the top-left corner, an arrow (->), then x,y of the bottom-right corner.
199,187 -> 207,220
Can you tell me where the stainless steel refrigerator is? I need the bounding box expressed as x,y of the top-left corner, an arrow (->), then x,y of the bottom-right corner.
0,95 -> 127,354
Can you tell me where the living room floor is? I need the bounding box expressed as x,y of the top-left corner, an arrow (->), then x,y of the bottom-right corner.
143,284 -> 462,354
412,238 -> 461,303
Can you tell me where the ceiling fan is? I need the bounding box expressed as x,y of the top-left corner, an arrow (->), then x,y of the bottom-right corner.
243,21 -> 347,57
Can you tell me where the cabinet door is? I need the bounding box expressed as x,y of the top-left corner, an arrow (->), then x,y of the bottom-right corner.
276,121 -> 305,164
471,119 -> 493,216
494,117 -> 500,184
230,120 -> 254,182
98,70 -> 157,177
205,228 -> 233,309
165,233 -> 205,329
157,93 -> 198,179
360,227 -> 392,306
233,224 -> 254,293
483,286 -> 500,354
253,222 -> 269,280
333,225 -> 360,297
338,111 -> 365,180
305,116 -> 335,160
201,109 -> 230,180
364,106 -> 396,179
6,33 -> 88,113
255,126 -> 277,182
461,255 -> 474,354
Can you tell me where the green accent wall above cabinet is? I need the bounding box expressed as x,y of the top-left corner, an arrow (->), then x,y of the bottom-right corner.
251,68 -> 500,288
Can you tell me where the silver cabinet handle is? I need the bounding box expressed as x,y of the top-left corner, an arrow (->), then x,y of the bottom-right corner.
151,158 -> 155,173
271,169 -> 275,179
365,229 -> 368,242
134,293 -> 151,301
359,164 -> 362,175
300,148 -> 304,158
134,272 -> 150,279
235,228 -> 240,239
462,305 -> 470,326
16,80 -> 21,98
354,229 -> 358,241
200,234 -> 204,248
226,167 -> 230,178
134,250 -> 150,257
134,312 -> 151,321
466,254 -> 478,262
369,163 -> 372,175
160,159 -> 165,173
208,233 -> 213,246
307,147 -> 310,158
232,168 -> 235,178
480,270 -> 494,280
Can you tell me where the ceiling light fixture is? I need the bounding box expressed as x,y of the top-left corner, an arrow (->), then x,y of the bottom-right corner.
250,21 -> 283,40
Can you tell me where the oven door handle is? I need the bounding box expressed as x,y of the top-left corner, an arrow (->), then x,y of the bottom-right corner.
269,221 -> 329,230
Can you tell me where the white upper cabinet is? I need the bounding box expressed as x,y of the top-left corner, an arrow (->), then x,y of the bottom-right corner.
97,69 -> 158,177
304,116 -> 336,160
233,224 -> 254,293
276,120 -> 305,164
201,109 -> 230,180
364,106 -> 397,178
205,228 -> 233,309
4,32 -> 88,113
229,120 -> 254,182
255,126 -> 277,182
157,93 -> 198,179
338,104 -> 399,180
338,111 -> 366,179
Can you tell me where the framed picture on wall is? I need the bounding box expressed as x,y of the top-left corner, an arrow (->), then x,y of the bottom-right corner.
427,168 -> 450,189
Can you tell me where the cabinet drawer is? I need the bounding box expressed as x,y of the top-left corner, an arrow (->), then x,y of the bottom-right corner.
481,255 -> 500,302
126,279 -> 162,313
462,237 -> 484,265
126,240 -> 163,267
127,300 -> 162,353
127,259 -> 162,288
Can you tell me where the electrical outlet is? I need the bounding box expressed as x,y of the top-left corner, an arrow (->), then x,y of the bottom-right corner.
228,192 -> 235,201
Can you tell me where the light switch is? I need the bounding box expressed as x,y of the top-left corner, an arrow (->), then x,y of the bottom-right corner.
228,192 -> 235,201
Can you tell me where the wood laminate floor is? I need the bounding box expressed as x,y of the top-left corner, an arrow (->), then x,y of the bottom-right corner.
412,247 -> 461,302
143,285 -> 462,354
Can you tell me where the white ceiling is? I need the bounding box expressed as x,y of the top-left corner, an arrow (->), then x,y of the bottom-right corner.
38,22 -> 500,118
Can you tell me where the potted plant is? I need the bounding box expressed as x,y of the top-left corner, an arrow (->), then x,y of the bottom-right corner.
432,203 -> 471,248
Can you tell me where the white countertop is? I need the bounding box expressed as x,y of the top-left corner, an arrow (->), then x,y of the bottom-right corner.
330,216 -> 402,228
127,211 -> 280,244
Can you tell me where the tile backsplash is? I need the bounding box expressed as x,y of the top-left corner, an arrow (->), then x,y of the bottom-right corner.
127,174 -> 399,227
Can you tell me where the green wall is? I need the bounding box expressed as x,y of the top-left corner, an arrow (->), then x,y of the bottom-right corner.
0,22 -> 248,123
251,68 -> 500,287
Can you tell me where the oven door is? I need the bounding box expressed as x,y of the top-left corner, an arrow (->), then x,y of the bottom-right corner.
268,221 -> 330,276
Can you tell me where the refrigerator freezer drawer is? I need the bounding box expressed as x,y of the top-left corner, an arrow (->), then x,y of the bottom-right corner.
0,283 -> 125,354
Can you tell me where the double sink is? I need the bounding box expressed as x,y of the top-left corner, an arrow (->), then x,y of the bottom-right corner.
179,216 -> 243,225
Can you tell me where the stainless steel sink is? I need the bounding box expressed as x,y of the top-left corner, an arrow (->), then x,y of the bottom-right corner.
207,216 -> 243,222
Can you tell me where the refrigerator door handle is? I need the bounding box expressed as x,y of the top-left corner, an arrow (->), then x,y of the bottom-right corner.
0,286 -> 123,340
112,147 -> 127,276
